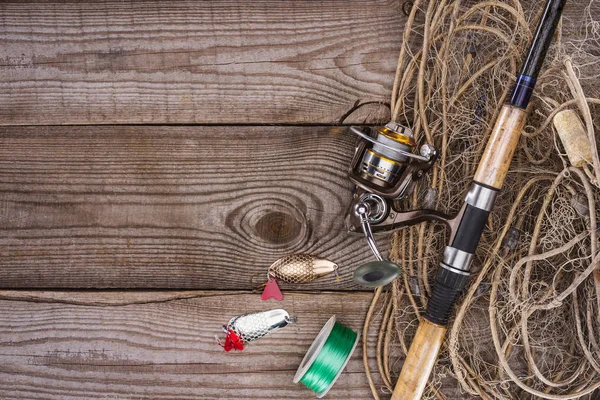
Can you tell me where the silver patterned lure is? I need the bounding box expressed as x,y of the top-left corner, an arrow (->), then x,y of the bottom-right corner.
218,309 -> 296,351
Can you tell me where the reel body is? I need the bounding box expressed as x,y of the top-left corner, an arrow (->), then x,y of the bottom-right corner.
346,123 -> 449,287
348,123 -> 437,199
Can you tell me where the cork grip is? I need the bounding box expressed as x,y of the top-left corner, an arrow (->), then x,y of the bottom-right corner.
474,105 -> 528,189
391,319 -> 447,400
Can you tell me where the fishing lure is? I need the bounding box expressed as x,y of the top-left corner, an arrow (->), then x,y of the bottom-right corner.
260,255 -> 339,301
216,309 -> 296,352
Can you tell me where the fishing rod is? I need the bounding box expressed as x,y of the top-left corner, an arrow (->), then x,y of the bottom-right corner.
391,1 -> 568,398
346,0 -> 567,397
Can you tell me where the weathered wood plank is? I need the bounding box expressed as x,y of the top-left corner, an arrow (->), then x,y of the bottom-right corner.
0,292 -> 379,399
0,0 -> 595,126
0,0 -> 398,125
0,125 -> 391,289
0,291 -> 471,399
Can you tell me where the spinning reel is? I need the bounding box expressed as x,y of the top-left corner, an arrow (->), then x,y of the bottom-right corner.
347,122 -> 450,287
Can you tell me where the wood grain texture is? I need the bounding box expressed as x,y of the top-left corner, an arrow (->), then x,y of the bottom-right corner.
0,0 -> 596,126
0,125 -> 392,289
0,0 -> 399,125
0,291 -> 473,400
0,291 -> 381,399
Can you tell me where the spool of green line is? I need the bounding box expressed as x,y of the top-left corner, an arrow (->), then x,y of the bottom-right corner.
294,316 -> 360,398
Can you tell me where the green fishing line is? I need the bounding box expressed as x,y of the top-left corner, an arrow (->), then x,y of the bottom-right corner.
298,321 -> 358,396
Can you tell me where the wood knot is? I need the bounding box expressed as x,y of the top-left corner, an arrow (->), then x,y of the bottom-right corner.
225,198 -> 309,252
255,211 -> 303,244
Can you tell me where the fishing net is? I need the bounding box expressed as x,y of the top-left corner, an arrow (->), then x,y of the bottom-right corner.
361,1 -> 600,399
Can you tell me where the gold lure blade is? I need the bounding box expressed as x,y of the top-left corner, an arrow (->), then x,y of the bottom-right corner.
268,255 -> 338,284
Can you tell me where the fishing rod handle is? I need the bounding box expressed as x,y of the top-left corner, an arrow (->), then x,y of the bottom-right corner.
390,0 -> 565,396
474,105 -> 528,189
391,319 -> 446,400
390,105 -> 526,398
390,104 -> 526,400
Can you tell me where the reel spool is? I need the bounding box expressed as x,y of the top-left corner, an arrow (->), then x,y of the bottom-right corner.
348,122 -> 436,199
347,122 -> 439,287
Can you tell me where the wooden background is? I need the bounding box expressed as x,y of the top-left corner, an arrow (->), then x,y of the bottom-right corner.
0,0 -> 596,399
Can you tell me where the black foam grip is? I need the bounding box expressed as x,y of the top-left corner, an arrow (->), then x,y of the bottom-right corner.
424,267 -> 470,325
451,205 -> 490,254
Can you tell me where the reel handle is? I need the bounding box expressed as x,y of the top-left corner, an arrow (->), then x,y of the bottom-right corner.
352,199 -> 401,287
354,202 -> 384,261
